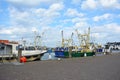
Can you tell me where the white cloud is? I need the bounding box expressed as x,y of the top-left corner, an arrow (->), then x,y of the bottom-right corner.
33,3 -> 64,26
1,22 -> 120,47
7,0 -> 62,7
91,23 -> 120,43
106,23 -> 120,33
31,27 -> 38,32
100,0 -> 120,9
43,27 -> 61,47
60,17 -> 88,26
0,25 -> 42,41
9,7 -> 30,25
50,3 -> 64,11
7,0 -> 41,6
81,0 -> 120,10
74,22 -> 89,31
0,29 -> 12,34
93,13 -> 113,22
0,27 -> 27,35
92,33 -> 108,40
3,3 -> 64,47
72,17 -> 88,23
81,0 -> 98,9
92,23 -> 120,34
65,8 -> 84,17
8,3 -> 64,27
1,0 -> 120,47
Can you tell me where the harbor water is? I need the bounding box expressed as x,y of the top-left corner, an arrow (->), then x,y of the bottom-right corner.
41,52 -> 105,60
41,52 -> 58,60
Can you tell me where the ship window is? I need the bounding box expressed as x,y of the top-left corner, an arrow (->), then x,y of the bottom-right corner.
105,45 -> 109,49
25,46 -> 35,50
116,48 -> 119,50
0,46 -> 4,50
16,46 -> 24,50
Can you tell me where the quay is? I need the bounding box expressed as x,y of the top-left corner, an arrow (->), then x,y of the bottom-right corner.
0,54 -> 120,80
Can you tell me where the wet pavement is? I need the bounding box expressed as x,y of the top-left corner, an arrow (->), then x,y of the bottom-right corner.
0,54 -> 120,80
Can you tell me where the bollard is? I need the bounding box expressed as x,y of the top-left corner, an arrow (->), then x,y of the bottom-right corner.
18,45 -> 22,63
69,46 -> 72,58
18,50 -> 22,63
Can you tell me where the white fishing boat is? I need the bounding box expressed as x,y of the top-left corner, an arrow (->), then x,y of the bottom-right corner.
0,40 -> 47,61
105,42 -> 120,54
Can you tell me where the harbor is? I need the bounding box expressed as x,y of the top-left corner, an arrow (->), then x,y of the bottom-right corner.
0,27 -> 120,62
0,0 -> 120,79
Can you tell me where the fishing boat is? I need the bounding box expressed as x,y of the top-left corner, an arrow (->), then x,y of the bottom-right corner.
54,27 -> 95,58
105,42 -> 120,54
0,39 -> 47,62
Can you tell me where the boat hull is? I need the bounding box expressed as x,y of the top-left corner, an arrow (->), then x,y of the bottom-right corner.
0,50 -> 47,62
54,51 -> 95,58
54,51 -> 65,57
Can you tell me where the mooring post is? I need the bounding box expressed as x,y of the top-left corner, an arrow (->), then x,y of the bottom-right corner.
18,45 -> 22,63
69,46 -> 72,58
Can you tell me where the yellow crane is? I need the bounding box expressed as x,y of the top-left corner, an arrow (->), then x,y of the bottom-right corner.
76,27 -> 91,52
61,30 -> 74,47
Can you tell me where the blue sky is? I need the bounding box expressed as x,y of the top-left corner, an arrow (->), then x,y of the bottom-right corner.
0,0 -> 120,47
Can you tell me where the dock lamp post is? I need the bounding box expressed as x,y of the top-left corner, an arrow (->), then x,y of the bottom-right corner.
18,45 -> 22,63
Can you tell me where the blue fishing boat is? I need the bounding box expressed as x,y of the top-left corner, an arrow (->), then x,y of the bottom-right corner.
54,27 -> 95,58
54,47 -> 65,57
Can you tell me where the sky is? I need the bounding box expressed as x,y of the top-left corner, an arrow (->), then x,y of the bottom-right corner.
0,0 -> 120,47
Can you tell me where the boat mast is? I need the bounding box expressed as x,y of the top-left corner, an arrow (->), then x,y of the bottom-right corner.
21,37 -> 26,50
34,31 -> 37,49
61,30 -> 64,47
34,31 -> 44,49
61,30 -> 74,47
87,27 -> 90,46
75,29 -> 81,47
85,27 -> 90,52
71,32 -> 74,46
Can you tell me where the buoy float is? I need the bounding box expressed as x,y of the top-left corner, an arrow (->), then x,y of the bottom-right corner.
20,56 -> 27,63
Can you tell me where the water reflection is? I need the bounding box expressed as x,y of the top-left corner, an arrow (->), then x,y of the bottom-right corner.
41,52 -> 58,60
